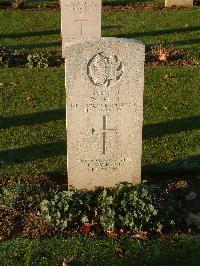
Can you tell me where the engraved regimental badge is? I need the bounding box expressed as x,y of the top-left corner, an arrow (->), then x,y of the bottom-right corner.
87,52 -> 124,87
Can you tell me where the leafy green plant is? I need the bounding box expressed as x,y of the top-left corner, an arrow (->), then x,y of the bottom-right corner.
41,189 -> 91,231
113,183 -> 158,231
0,49 -> 63,68
26,53 -> 49,68
40,182 -> 187,233
96,189 -> 115,230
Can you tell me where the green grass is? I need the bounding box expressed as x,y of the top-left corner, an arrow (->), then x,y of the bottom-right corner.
143,66 -> 200,175
0,68 -> 66,178
103,9 -> 200,52
0,67 -> 199,179
0,8 -> 199,58
0,11 -> 61,51
1,235 -> 200,265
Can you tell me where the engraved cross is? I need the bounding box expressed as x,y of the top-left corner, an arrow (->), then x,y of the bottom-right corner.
75,19 -> 88,35
101,116 -> 117,155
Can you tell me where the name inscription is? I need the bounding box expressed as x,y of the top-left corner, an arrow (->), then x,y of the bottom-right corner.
64,1 -> 99,12
80,157 -> 132,171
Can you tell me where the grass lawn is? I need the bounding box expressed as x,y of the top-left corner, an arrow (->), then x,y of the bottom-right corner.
1,235 -> 200,265
0,66 -> 199,179
0,8 -> 199,60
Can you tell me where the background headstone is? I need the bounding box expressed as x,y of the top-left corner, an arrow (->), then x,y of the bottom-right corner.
65,38 -> 145,189
165,0 -> 193,7
61,0 -> 101,57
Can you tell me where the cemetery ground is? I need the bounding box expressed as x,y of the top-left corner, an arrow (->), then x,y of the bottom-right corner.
0,1 -> 200,265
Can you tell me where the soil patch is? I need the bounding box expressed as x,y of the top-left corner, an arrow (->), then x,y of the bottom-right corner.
0,2 -> 199,11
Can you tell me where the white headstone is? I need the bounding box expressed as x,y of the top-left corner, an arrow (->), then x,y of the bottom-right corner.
65,38 -> 145,189
165,0 -> 193,7
61,0 -> 101,57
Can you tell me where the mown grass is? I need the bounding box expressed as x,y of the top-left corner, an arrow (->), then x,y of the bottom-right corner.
0,67 -> 199,179
0,8 -> 199,59
1,235 -> 200,265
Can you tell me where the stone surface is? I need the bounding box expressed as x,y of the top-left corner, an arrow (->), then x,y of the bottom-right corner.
165,0 -> 193,7
186,213 -> 200,229
61,0 -> 101,57
65,37 -> 145,189
185,191 -> 197,201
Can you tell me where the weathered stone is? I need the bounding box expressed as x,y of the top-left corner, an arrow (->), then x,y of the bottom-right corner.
185,191 -> 197,201
186,213 -> 200,229
61,0 -> 101,57
165,0 -> 193,7
65,38 -> 145,189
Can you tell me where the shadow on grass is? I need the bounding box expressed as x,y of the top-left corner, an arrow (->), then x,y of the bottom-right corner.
2,111 -> 199,136
1,111 -> 199,175
0,140 -> 66,165
115,25 -> 200,39
3,41 -> 61,50
0,109 -> 65,129
143,116 -> 200,139
0,29 -> 60,39
102,0 -> 150,5
102,24 -> 124,30
142,155 -> 200,176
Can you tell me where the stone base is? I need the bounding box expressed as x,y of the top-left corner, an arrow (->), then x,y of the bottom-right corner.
165,0 -> 193,7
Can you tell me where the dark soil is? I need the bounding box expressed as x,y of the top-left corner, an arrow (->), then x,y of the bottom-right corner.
0,48 -> 199,68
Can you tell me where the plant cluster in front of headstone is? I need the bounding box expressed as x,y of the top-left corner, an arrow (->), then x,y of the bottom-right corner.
0,49 -> 64,68
40,182 -> 187,234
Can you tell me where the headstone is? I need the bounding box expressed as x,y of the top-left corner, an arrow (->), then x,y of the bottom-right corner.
65,38 -> 145,189
165,0 -> 193,7
61,0 -> 101,57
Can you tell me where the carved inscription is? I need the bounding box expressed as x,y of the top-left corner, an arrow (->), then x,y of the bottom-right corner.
64,1 -> 99,12
87,52 -> 124,87
80,158 -> 132,171
70,102 -> 135,112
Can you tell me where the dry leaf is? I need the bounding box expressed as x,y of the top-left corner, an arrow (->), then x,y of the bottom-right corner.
156,228 -> 163,236
0,83 -> 4,87
107,229 -> 124,237
62,257 -> 73,266
0,235 -> 6,241
26,96 -> 34,103
159,51 -> 170,61
131,230 -> 149,239
10,82 -> 17,87
0,92 -> 11,97
80,223 -> 92,234
116,247 -> 125,259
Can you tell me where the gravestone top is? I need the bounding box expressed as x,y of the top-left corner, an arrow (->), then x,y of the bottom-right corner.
65,37 -> 145,189
61,0 -> 101,57
165,0 -> 193,7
